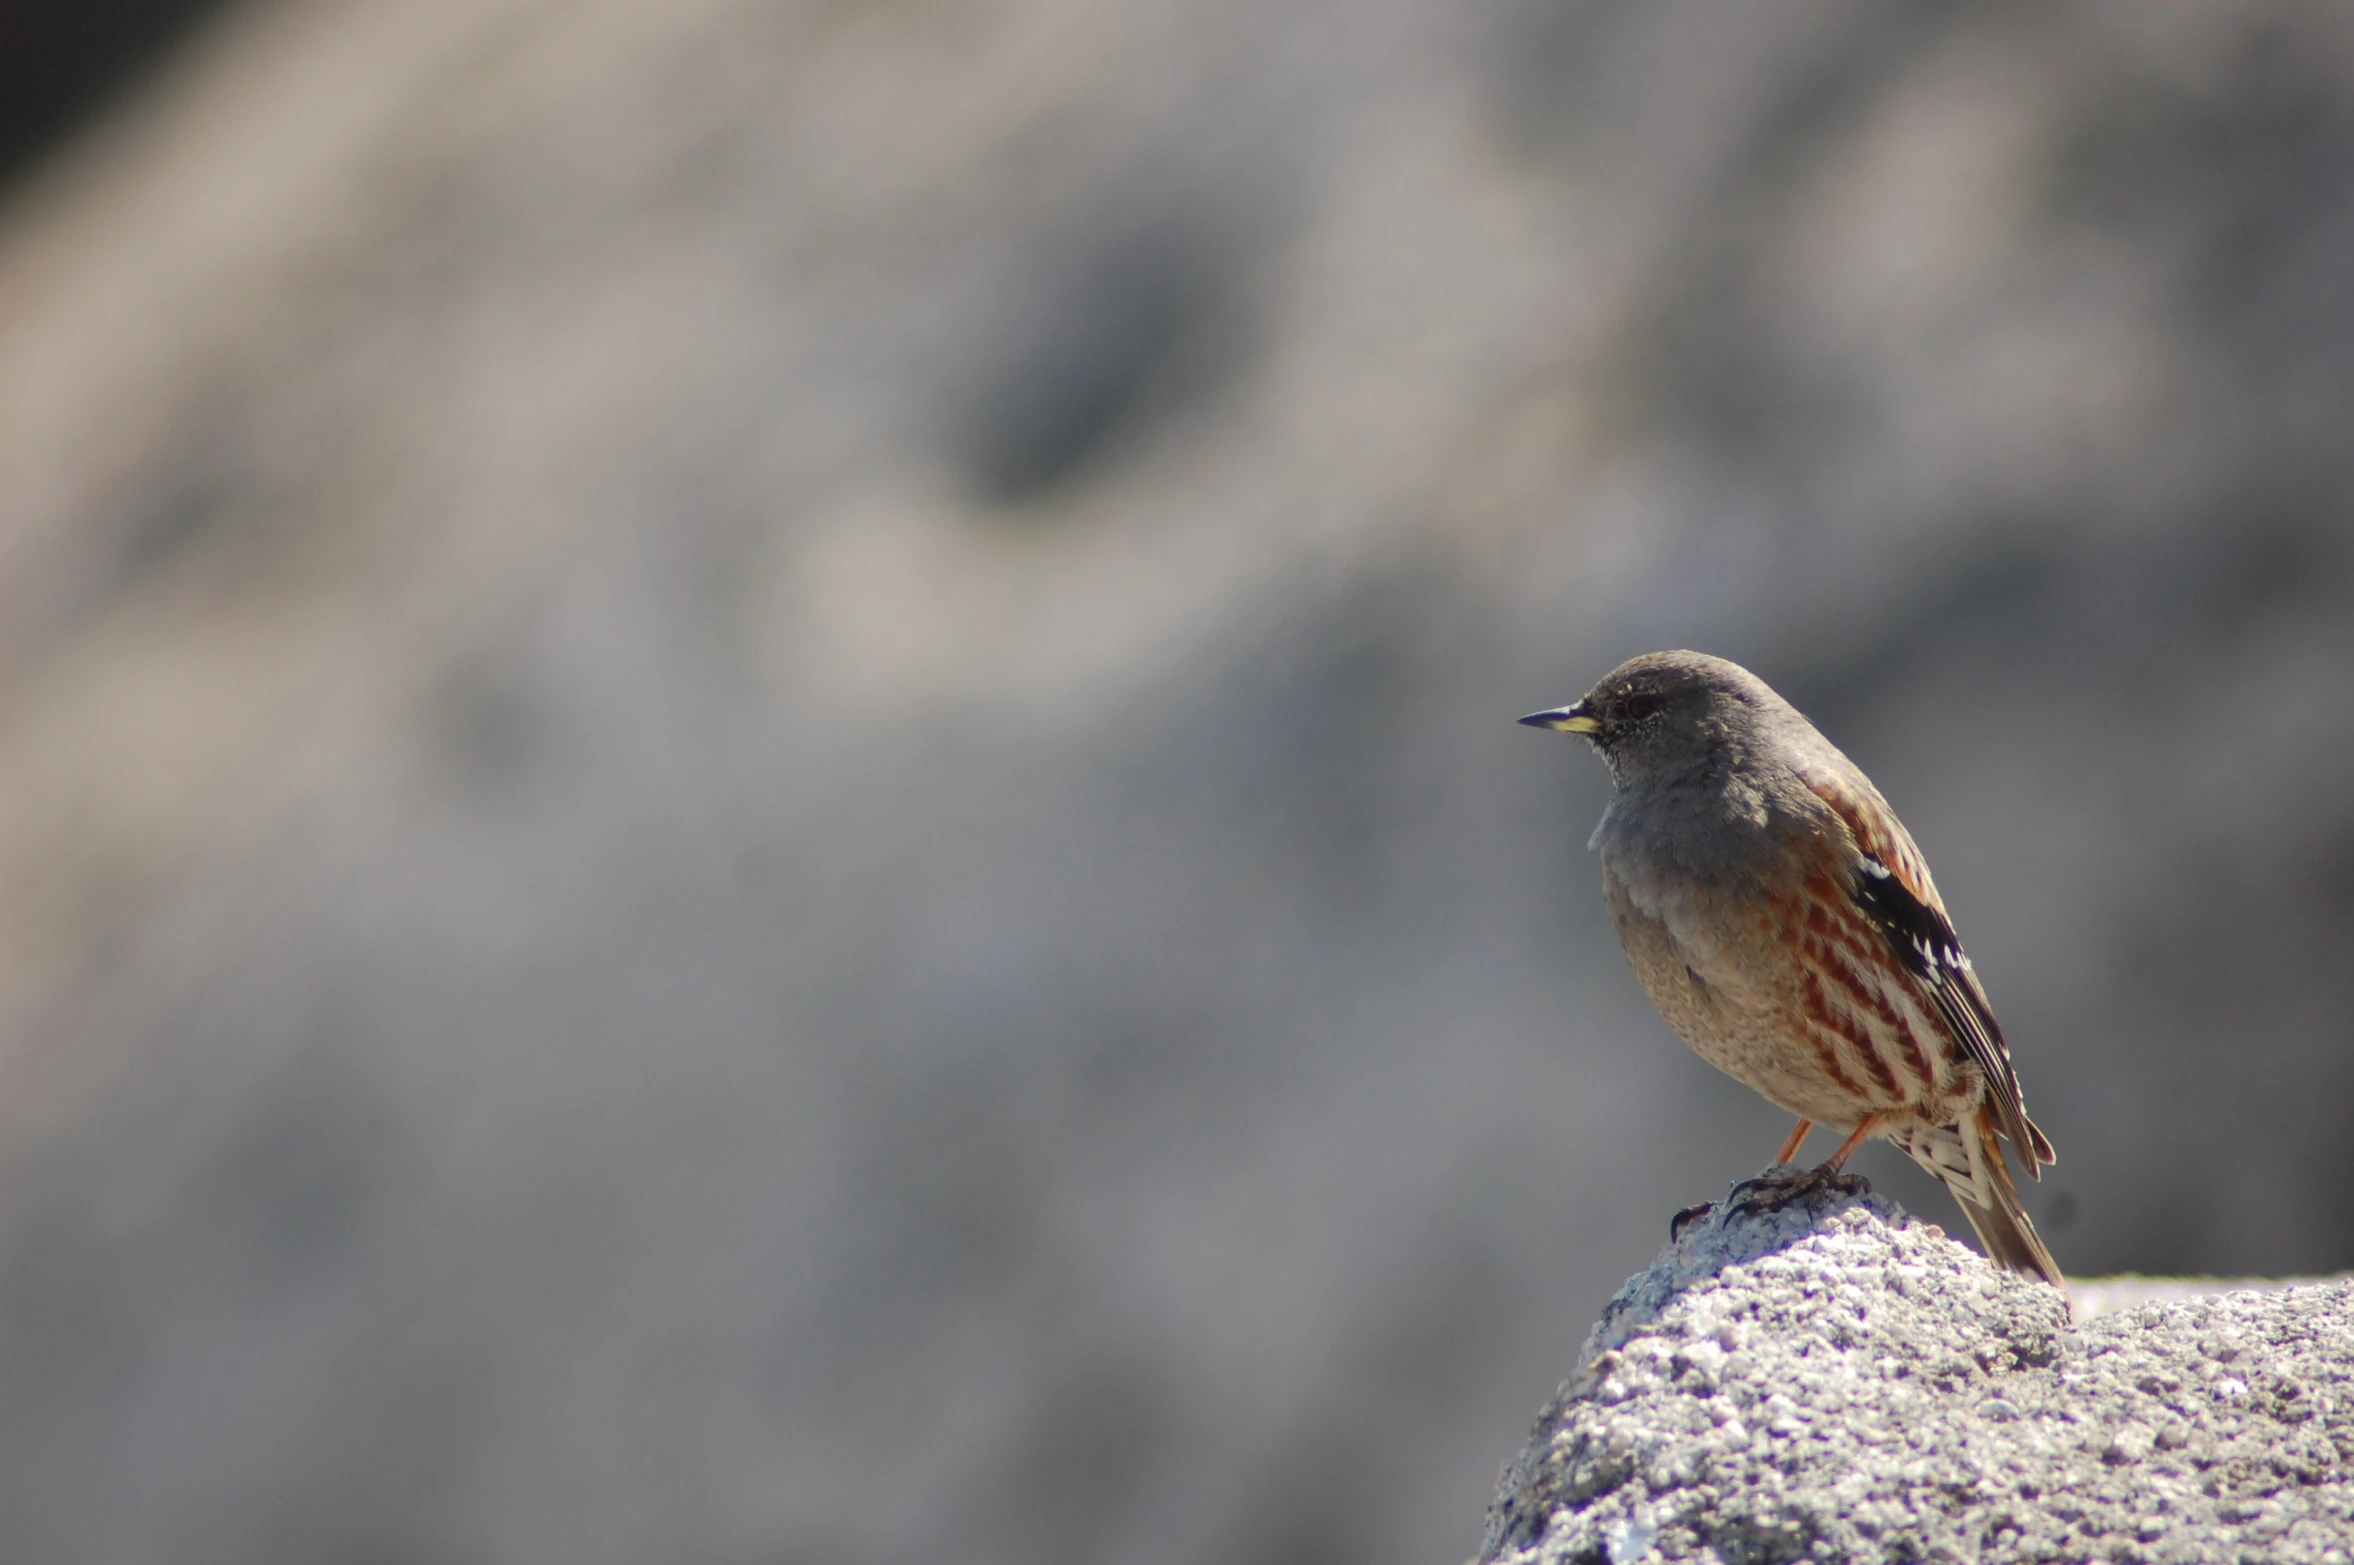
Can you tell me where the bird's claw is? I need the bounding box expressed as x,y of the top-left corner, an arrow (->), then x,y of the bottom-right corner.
1727,1164 -> 1871,1218
1668,1201 -> 1715,1241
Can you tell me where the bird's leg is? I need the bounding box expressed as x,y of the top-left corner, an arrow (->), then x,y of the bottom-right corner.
1679,1118 -> 1826,1237
1730,1113 -> 1879,1215
1774,1119 -> 1814,1166
1818,1114 -> 1878,1172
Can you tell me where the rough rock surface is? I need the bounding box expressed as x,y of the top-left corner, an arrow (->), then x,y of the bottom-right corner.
1481,1180 -> 2354,1565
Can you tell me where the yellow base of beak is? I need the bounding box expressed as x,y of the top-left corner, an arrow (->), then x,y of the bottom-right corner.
1518,708 -> 1598,734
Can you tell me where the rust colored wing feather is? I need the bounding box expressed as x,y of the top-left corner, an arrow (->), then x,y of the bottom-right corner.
1805,777 -> 2051,1175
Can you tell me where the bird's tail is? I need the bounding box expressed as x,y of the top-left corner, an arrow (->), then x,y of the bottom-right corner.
1888,1109 -> 2066,1291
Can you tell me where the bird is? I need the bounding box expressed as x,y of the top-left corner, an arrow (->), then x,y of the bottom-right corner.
1519,650 -> 2064,1288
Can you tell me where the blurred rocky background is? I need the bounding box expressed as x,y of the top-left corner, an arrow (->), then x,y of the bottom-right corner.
0,1 -> 2349,1562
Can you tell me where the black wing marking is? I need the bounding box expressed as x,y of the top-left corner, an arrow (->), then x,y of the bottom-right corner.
1848,855 -> 2044,1169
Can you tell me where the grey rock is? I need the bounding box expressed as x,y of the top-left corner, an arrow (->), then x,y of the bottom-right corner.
1482,1180 -> 2354,1565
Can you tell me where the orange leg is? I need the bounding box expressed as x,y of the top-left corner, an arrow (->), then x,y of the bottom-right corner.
1774,1120 -> 1814,1165
1730,1112 -> 1881,1220
1820,1112 -> 1882,1172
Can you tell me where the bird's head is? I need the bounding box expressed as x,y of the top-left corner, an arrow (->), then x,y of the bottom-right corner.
1519,650 -> 1784,785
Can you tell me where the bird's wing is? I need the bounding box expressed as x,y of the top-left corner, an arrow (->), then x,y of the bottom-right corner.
1805,776 -> 2051,1172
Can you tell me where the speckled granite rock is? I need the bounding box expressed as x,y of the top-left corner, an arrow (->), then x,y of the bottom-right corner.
1480,1178 -> 2354,1565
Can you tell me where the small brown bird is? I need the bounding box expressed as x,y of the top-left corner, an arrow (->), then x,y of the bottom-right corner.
1521,650 -> 2063,1287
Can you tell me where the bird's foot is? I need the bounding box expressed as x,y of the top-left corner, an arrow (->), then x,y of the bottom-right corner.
1668,1201 -> 1715,1241
1727,1162 -> 1870,1218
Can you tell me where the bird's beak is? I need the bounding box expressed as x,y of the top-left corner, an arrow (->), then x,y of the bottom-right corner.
1518,703 -> 1598,734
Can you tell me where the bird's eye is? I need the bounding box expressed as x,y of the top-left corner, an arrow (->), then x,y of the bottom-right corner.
1621,693 -> 1660,721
